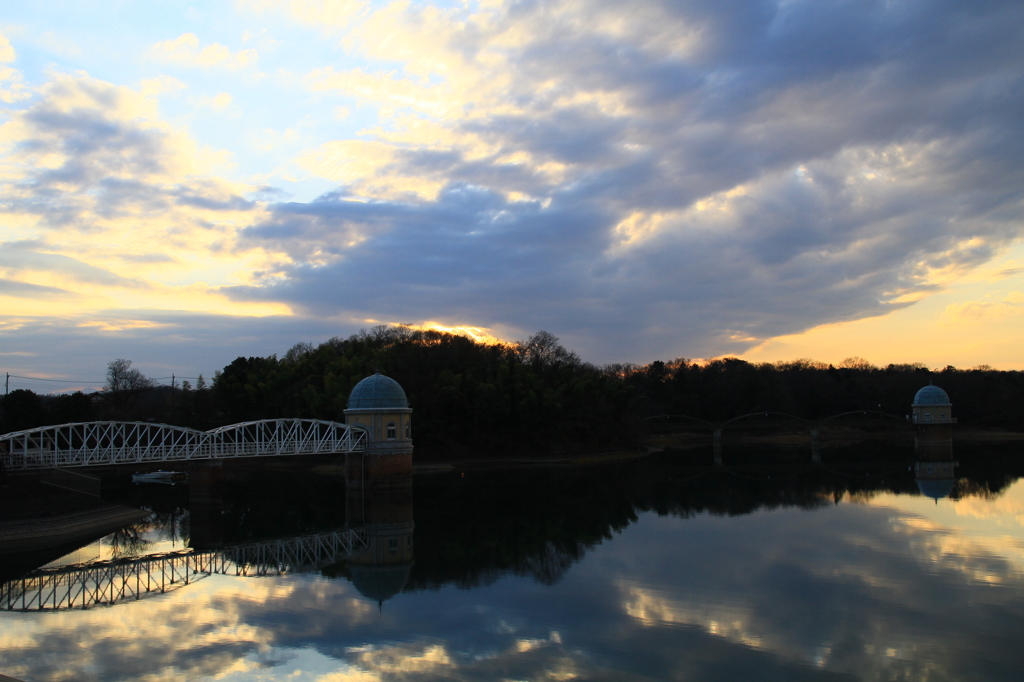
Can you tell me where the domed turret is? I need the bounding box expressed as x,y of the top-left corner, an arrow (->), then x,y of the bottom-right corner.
349,562 -> 414,605
347,372 -> 409,409
915,475 -> 956,502
911,381 -> 956,456
913,383 -> 951,407
911,382 -> 955,425
344,372 -> 413,488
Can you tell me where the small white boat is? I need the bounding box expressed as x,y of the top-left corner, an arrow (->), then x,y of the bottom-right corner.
132,470 -> 188,484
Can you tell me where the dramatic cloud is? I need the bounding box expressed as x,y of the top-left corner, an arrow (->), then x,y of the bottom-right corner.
1,0 -> 1023,379
0,73 -> 288,341
230,0 -> 1024,361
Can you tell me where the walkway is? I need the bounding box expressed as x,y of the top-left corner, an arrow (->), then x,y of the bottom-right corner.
0,419 -> 367,470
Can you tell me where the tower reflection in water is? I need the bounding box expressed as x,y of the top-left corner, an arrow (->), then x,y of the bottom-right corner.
187,456 -> 414,607
341,370 -> 416,605
911,382 -> 958,503
345,477 -> 414,607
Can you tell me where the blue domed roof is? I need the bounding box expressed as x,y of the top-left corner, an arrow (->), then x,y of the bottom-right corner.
347,372 -> 408,409
913,383 -> 951,406
348,562 -> 413,604
916,478 -> 955,501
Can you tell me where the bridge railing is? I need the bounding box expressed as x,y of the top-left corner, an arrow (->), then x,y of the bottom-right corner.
0,419 -> 368,470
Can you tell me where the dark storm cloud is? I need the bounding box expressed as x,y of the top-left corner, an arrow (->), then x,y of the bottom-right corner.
231,0 -> 1024,361
231,188 -> 610,328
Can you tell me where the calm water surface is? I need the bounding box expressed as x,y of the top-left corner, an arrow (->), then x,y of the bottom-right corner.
2,445 -> 1024,681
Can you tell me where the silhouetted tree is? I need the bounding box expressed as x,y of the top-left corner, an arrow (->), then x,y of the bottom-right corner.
103,359 -> 154,418
0,389 -> 46,433
49,391 -> 94,424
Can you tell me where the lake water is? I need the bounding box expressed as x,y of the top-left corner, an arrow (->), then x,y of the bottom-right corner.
2,443 -> 1024,681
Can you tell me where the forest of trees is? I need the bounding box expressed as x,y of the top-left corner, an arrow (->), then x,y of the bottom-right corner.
2,326 -> 1023,452
618,356 -> 1024,429
210,327 -> 636,456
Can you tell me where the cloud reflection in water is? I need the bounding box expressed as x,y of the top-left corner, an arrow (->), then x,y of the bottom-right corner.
4,484 -> 1024,680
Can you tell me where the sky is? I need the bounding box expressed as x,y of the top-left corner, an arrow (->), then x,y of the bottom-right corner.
1,0 -> 1023,391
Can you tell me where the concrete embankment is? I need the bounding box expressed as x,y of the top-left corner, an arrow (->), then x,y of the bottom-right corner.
0,477 -> 148,580
0,504 -> 148,553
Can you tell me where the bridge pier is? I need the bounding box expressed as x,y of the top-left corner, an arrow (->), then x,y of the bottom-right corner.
811,427 -> 821,462
713,429 -> 723,465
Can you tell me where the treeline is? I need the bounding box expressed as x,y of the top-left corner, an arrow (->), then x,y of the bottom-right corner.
3,328 -> 1023,447
0,390 -> 94,434
212,327 -> 636,456
0,359 -> 212,435
619,356 -> 1024,429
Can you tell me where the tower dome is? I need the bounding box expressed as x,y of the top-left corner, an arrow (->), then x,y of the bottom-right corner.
343,372 -> 414,486
910,381 -> 955,436
347,372 -> 409,409
348,561 -> 414,604
913,383 -> 951,406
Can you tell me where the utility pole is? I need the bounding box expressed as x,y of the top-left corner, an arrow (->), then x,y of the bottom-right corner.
5,372 -> 8,396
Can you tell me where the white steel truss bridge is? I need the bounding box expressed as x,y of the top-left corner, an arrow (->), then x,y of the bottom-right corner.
1,528 -> 368,612
0,419 -> 367,470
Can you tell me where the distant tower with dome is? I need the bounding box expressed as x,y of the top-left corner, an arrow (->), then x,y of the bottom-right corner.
911,381 -> 956,456
344,371 -> 414,487
343,371 -> 416,608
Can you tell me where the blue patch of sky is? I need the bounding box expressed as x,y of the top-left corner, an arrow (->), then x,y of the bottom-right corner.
4,1 -> 410,200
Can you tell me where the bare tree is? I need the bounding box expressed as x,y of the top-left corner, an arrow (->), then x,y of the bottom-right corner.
839,356 -> 878,371
104,359 -> 154,412
283,342 -> 314,363
517,331 -> 580,366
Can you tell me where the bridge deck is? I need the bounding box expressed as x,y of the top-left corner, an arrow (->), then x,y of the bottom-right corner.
1,419 -> 367,470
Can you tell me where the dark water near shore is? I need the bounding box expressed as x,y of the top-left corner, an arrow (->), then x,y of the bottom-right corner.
2,442 -> 1024,681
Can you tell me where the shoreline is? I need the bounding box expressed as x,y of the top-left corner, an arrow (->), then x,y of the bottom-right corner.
4,429 -> 1017,482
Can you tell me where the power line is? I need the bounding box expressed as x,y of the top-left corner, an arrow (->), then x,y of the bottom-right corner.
7,375 -> 106,384
3,375 -> 210,392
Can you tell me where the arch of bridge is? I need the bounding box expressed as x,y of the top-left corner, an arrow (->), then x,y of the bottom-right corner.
0,418 -> 367,470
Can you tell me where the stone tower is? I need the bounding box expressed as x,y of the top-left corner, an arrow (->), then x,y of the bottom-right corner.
343,372 -> 413,488
911,381 -> 956,456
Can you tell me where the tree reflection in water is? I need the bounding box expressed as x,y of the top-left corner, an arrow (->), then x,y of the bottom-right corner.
4,441 -> 1024,682
107,522 -> 150,559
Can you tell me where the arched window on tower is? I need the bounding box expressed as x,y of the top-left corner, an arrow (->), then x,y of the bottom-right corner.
405,422 -> 411,440
387,422 -> 397,440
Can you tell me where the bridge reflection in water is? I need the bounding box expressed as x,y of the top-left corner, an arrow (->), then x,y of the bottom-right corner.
2,451 -> 416,612
0,528 -> 369,612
